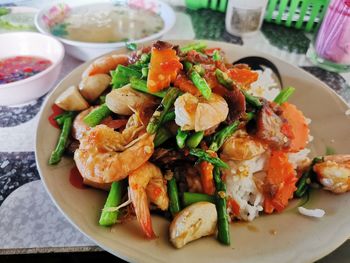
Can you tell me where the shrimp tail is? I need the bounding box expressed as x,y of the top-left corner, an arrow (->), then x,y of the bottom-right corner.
128,162 -> 169,239
130,184 -> 157,239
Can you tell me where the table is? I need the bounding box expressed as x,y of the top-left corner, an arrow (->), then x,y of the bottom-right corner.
0,1 -> 349,262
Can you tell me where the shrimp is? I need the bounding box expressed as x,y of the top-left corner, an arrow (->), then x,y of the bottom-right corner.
72,106 -> 143,141
174,93 -> 228,131
105,84 -> 157,115
74,124 -> 155,185
128,162 -> 169,238
313,155 -> 350,194
72,106 -> 131,140
82,54 -> 129,78
71,107 -> 94,140
221,130 -> 266,161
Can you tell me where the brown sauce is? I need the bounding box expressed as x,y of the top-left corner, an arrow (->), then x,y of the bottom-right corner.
69,166 -> 87,189
246,224 -> 259,233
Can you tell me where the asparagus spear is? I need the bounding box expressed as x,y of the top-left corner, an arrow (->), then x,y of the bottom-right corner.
83,104 -> 111,127
154,127 -> 172,147
99,181 -> 124,226
182,192 -> 215,207
168,177 -> 181,216
212,50 -> 222,61
54,111 -> 74,128
186,131 -> 204,148
215,69 -> 233,89
141,67 -> 148,79
189,149 -> 229,169
180,42 -> 207,53
49,113 -> 74,165
176,129 -> 189,149
215,68 -> 262,109
273,86 -> 295,105
242,90 -> 262,108
131,53 -> 150,69
138,53 -> 151,64
147,87 -> 181,134
99,95 -> 106,104
162,110 -> 175,123
116,65 -> 142,78
192,64 -> 205,76
190,71 -> 212,100
127,64 -> 143,71
295,157 -> 323,198
111,65 -> 142,89
183,61 -> 193,72
130,78 -> 167,98
245,112 -> 255,122
209,121 -> 240,152
213,166 -> 230,245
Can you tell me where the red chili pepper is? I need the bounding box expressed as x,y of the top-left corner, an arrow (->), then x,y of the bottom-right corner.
48,104 -> 64,129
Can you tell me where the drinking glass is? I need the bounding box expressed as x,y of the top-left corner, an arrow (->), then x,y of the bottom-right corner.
225,0 -> 268,36
307,0 -> 350,72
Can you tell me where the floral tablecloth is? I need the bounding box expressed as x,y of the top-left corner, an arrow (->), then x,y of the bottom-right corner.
0,1 -> 349,262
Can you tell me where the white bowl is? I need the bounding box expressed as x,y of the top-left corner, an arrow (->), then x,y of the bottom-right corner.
34,0 -> 176,61
0,32 -> 64,106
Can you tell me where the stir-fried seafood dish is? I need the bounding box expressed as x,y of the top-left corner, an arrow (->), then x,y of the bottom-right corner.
49,41 -> 350,248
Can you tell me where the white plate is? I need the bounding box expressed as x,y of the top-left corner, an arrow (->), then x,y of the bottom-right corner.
35,40 -> 350,263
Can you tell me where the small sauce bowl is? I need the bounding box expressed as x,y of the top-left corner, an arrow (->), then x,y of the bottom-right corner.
0,32 -> 64,106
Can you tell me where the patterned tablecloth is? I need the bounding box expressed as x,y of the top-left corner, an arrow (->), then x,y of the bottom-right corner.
0,1 -> 349,262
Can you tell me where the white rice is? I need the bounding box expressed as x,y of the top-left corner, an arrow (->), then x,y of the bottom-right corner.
298,207 -> 325,218
288,148 -> 311,169
247,68 -> 280,101
223,154 -> 268,221
224,147 -> 311,222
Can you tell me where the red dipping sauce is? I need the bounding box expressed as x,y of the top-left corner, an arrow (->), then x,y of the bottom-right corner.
0,56 -> 52,84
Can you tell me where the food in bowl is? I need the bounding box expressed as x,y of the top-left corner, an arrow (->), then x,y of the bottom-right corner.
48,41 -> 350,248
0,32 -> 64,106
35,1 -> 176,61
0,56 -> 52,84
49,3 -> 164,43
0,6 -> 37,33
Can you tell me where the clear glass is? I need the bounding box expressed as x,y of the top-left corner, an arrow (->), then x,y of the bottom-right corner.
225,0 -> 268,37
307,0 -> 350,72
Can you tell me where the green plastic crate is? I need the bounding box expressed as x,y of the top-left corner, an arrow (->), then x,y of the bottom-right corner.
185,0 -> 228,12
185,0 -> 330,32
265,0 -> 330,32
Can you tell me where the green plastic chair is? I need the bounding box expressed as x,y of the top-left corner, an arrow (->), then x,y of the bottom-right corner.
185,0 -> 330,32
